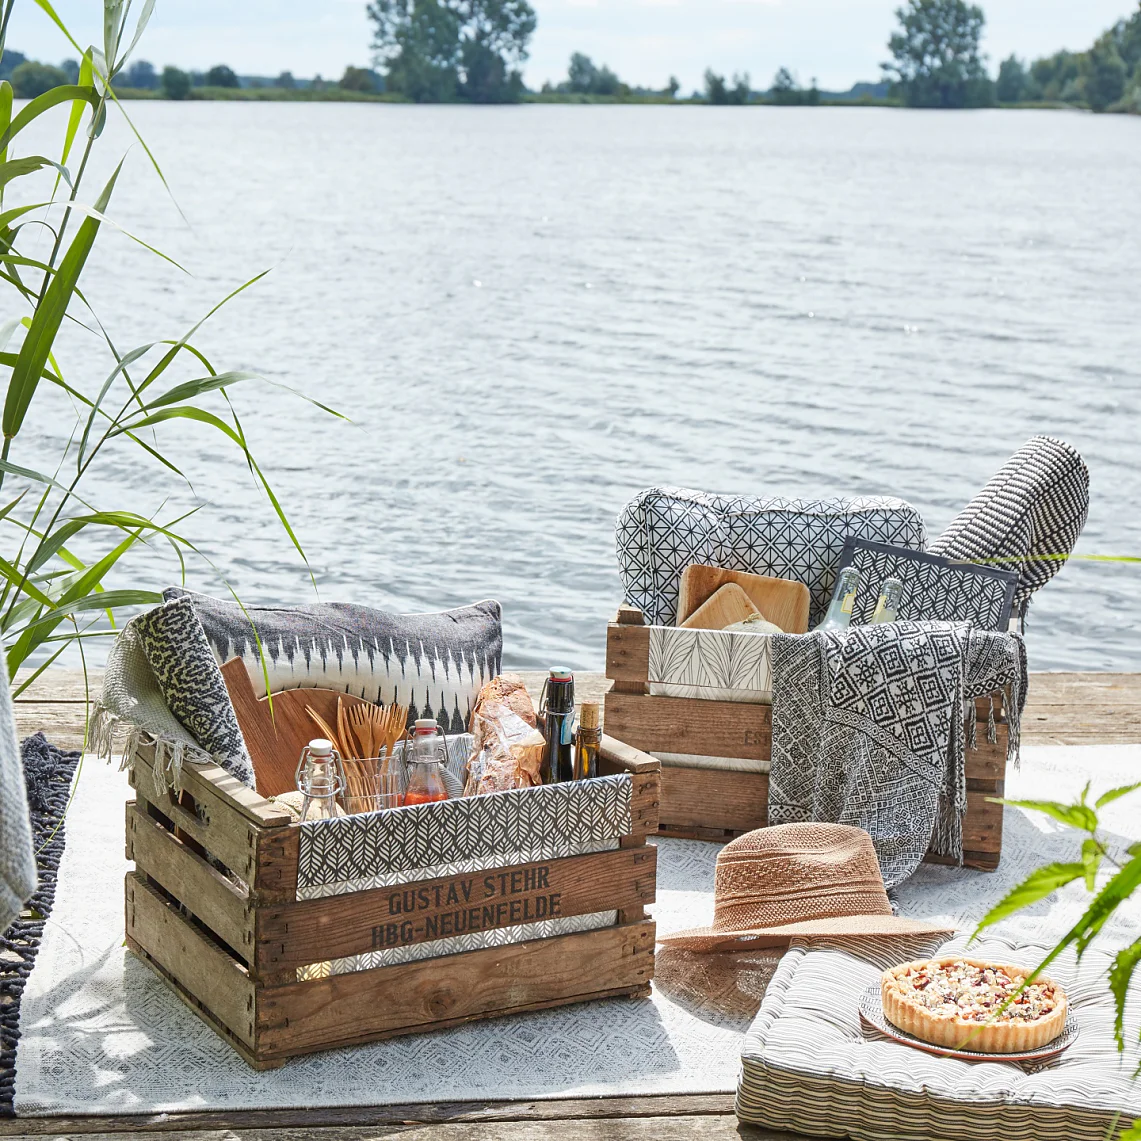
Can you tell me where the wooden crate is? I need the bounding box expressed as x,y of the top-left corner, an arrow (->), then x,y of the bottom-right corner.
124,734 -> 660,1069
604,607 -> 1006,870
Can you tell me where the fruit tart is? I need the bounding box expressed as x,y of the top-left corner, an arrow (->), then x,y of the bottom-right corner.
881,956 -> 1067,1053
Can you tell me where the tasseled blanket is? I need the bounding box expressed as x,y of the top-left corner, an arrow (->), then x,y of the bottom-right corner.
769,621 -> 1025,888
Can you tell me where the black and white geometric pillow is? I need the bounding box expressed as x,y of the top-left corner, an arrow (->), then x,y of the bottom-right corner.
615,488 -> 927,628
297,773 -> 634,899
837,540 -> 1018,631
929,435 -> 1089,611
163,589 -> 503,734
133,596 -> 255,785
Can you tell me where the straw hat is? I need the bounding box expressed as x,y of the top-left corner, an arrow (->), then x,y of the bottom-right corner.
661,822 -> 955,952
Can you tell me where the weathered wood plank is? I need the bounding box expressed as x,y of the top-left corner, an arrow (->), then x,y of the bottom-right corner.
606,692 -> 773,761
0,1118 -> 801,1140
127,801 -> 253,960
255,847 -> 657,973
0,1095 -> 803,1137
255,921 -> 656,1059
125,873 -> 256,1047
605,624 -> 651,694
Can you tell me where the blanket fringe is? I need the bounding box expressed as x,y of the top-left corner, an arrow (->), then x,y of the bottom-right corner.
91,701 -> 213,796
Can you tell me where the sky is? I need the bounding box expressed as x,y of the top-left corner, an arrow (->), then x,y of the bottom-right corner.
5,0 -> 1134,93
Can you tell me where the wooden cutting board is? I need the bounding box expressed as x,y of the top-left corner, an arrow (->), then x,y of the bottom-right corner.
676,565 -> 811,634
679,583 -> 760,631
221,657 -> 373,797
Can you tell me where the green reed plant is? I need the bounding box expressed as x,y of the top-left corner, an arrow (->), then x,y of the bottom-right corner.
0,0 -> 335,713
974,782 -> 1141,1137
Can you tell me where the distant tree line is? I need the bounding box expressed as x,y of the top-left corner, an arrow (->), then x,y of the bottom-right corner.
997,3 -> 1141,112
883,0 -> 1141,112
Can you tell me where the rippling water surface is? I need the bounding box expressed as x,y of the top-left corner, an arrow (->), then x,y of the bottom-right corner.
22,103 -> 1141,670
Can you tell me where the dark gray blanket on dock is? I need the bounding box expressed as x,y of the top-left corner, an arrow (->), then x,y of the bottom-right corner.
0,735 -> 80,1115
768,622 -> 1025,888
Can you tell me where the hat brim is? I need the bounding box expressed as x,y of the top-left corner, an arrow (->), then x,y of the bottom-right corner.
659,912 -> 955,952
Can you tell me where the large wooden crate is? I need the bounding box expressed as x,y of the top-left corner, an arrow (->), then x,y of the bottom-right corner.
125,734 -> 660,1069
604,607 -> 1007,870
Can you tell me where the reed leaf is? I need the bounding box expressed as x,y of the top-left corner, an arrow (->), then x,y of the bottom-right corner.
0,85 -> 100,154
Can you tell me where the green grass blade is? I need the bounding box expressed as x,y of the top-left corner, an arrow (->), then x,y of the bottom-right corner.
62,51 -> 95,167
0,156 -> 72,191
119,0 -> 155,67
992,797 -> 1099,833
144,370 -> 257,409
0,85 -> 99,154
1095,783 -> 1141,810
30,0 -> 85,56
0,79 -> 10,168
3,160 -> 121,441
972,862 -> 1086,938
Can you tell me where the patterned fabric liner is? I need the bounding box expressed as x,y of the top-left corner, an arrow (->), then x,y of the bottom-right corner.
615,488 -> 927,628
837,539 -> 1018,630
297,772 -> 634,899
648,625 -> 773,704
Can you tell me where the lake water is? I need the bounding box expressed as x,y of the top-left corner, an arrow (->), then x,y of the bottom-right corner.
21,103 -> 1141,672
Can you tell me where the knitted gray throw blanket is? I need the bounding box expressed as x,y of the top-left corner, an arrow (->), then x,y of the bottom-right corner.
769,622 -> 1025,888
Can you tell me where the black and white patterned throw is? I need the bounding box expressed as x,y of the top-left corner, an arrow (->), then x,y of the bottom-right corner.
769,622 -> 1025,888
929,436 -> 1089,612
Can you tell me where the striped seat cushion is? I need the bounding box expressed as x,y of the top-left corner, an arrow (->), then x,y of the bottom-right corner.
738,932 -> 1137,1140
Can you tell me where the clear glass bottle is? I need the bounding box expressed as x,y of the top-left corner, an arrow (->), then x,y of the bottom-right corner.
295,738 -> 346,821
402,719 -> 450,806
815,566 -> 861,632
871,577 -> 904,624
574,701 -> 601,781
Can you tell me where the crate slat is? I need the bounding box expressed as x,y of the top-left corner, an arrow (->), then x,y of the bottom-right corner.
127,799 -> 253,960
255,846 -> 657,974
606,691 -> 772,760
255,920 -> 656,1060
125,872 -> 256,1046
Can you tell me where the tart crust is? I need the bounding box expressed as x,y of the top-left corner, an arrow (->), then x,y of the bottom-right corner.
881,956 -> 1067,1053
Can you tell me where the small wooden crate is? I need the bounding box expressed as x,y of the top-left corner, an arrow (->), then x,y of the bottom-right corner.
125,734 -> 660,1069
604,607 -> 1006,870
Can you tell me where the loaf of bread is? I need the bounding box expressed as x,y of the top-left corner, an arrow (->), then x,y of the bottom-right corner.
465,676 -> 544,795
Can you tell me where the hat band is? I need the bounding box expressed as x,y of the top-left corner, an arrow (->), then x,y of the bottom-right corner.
710,888 -> 894,934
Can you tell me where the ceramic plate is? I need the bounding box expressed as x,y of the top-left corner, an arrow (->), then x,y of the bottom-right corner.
859,985 -> 1078,1063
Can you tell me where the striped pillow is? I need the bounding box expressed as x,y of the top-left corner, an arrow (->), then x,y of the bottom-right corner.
738,932 -> 1136,1140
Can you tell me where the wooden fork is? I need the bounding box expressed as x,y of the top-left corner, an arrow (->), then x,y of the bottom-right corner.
347,704 -> 375,758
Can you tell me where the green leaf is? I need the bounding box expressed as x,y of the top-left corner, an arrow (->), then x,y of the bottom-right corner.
119,0 -> 156,69
1096,783 -> 1141,810
0,80 -> 11,166
996,797 -> 1099,833
1120,1119 -> 1141,1140
30,0 -> 86,59
144,370 -> 257,409
3,160 -> 121,441
0,156 -> 71,192
972,862 -> 1086,938
62,51 -> 95,166
15,588 -> 162,636
0,85 -> 100,155
104,0 -> 126,75
0,458 -> 67,490
1081,837 -> 1102,892
1109,939 -> 1141,1051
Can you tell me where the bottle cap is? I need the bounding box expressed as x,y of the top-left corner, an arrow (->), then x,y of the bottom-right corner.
414,718 -> 438,731
580,702 -> 600,730
549,667 -> 573,681
308,738 -> 333,755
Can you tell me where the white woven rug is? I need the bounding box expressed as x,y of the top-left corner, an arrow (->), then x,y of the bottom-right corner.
14,744 -> 1139,1115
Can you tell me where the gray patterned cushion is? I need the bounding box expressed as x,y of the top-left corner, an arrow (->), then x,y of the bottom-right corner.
133,596 -> 254,785
615,488 -> 927,627
163,589 -> 502,735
